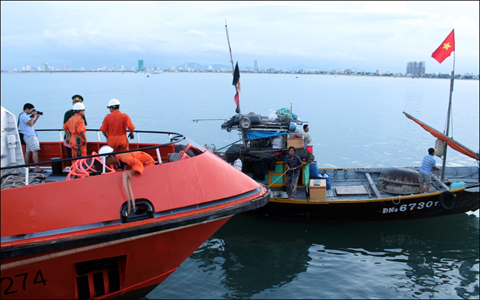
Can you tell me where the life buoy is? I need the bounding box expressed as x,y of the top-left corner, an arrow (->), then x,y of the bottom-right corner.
439,191 -> 456,210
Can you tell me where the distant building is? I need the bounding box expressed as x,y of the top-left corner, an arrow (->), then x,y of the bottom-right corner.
42,62 -> 48,71
138,60 -> 144,71
406,61 -> 425,76
254,60 -> 259,72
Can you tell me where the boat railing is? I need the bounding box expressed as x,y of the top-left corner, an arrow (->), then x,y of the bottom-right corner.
35,128 -> 185,144
1,129 -> 204,180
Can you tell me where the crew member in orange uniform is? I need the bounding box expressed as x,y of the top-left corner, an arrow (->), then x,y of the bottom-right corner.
63,103 -> 87,158
99,146 -> 155,175
100,98 -> 135,152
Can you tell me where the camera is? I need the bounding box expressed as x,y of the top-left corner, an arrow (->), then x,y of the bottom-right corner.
32,109 -> 43,115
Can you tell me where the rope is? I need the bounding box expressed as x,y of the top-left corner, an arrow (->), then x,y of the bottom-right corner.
268,170 -> 288,187
67,152 -> 115,180
122,172 -> 135,215
392,197 -> 401,205
1,171 -> 50,189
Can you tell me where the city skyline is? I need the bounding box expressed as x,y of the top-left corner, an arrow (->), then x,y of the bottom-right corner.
9,59 -> 478,79
2,2 -> 478,74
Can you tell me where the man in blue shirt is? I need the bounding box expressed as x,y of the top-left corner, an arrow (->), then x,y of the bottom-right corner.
419,148 -> 439,193
19,103 -> 45,172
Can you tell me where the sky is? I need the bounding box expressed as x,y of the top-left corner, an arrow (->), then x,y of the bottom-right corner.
1,1 -> 479,74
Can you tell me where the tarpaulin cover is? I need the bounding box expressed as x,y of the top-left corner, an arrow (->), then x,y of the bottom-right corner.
245,131 -> 288,141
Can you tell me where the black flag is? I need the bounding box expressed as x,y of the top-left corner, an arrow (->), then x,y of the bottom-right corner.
232,62 -> 240,113
232,62 -> 240,87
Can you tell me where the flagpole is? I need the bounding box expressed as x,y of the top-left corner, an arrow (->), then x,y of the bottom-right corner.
441,37 -> 455,181
225,20 -> 247,150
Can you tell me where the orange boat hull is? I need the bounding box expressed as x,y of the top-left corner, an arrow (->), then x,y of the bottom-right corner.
1,217 -> 229,299
1,140 -> 270,299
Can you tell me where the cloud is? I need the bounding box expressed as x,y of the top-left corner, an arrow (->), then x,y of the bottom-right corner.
1,1 -> 478,73
184,30 -> 207,37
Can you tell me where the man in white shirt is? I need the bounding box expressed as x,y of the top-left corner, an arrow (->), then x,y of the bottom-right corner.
19,103 -> 44,172
303,124 -> 312,145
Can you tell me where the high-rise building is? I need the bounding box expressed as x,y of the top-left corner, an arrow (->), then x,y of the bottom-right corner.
138,60 -> 144,71
254,60 -> 259,72
42,62 -> 48,71
406,61 -> 425,76
419,61 -> 425,75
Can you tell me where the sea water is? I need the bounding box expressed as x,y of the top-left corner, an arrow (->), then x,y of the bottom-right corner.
1,72 -> 478,299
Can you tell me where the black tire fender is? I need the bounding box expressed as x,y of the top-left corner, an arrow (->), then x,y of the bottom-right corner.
439,191 -> 456,210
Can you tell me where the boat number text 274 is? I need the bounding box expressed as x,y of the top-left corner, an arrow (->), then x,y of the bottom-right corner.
1,270 -> 47,295
382,201 -> 439,214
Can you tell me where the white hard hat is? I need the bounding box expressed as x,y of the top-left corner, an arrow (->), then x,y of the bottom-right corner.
73,102 -> 86,111
98,145 -> 114,155
107,98 -> 121,107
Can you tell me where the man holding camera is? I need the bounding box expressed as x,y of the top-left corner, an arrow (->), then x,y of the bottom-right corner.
19,103 -> 45,172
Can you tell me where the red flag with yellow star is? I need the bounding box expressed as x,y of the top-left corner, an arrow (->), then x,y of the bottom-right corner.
432,29 -> 455,63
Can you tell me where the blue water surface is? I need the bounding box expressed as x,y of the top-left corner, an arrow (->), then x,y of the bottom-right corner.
1,72 -> 478,299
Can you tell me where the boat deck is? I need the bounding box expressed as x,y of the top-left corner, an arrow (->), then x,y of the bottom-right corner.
270,166 -> 479,201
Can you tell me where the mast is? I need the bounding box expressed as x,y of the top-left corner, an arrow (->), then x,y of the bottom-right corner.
441,49 -> 455,180
225,20 -> 247,150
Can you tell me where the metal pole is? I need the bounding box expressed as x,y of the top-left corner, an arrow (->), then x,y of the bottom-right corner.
441,49 -> 455,181
225,20 -> 247,151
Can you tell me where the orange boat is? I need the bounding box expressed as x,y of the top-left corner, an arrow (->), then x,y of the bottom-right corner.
0,106 -> 270,299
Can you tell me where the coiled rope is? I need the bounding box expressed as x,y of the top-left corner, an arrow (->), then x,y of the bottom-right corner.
67,152 -> 115,180
1,171 -> 51,189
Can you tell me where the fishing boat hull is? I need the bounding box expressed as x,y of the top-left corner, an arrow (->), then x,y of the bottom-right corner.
250,187 -> 479,223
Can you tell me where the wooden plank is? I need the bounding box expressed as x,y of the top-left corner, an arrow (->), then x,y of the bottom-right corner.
365,173 -> 382,198
335,185 -> 368,195
362,182 -> 373,198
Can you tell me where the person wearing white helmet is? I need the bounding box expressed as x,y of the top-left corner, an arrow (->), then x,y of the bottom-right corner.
63,102 -> 87,158
98,145 -> 155,176
100,98 -> 136,152
63,94 -> 87,159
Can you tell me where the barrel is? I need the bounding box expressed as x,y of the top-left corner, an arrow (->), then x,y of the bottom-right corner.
309,162 -> 319,178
